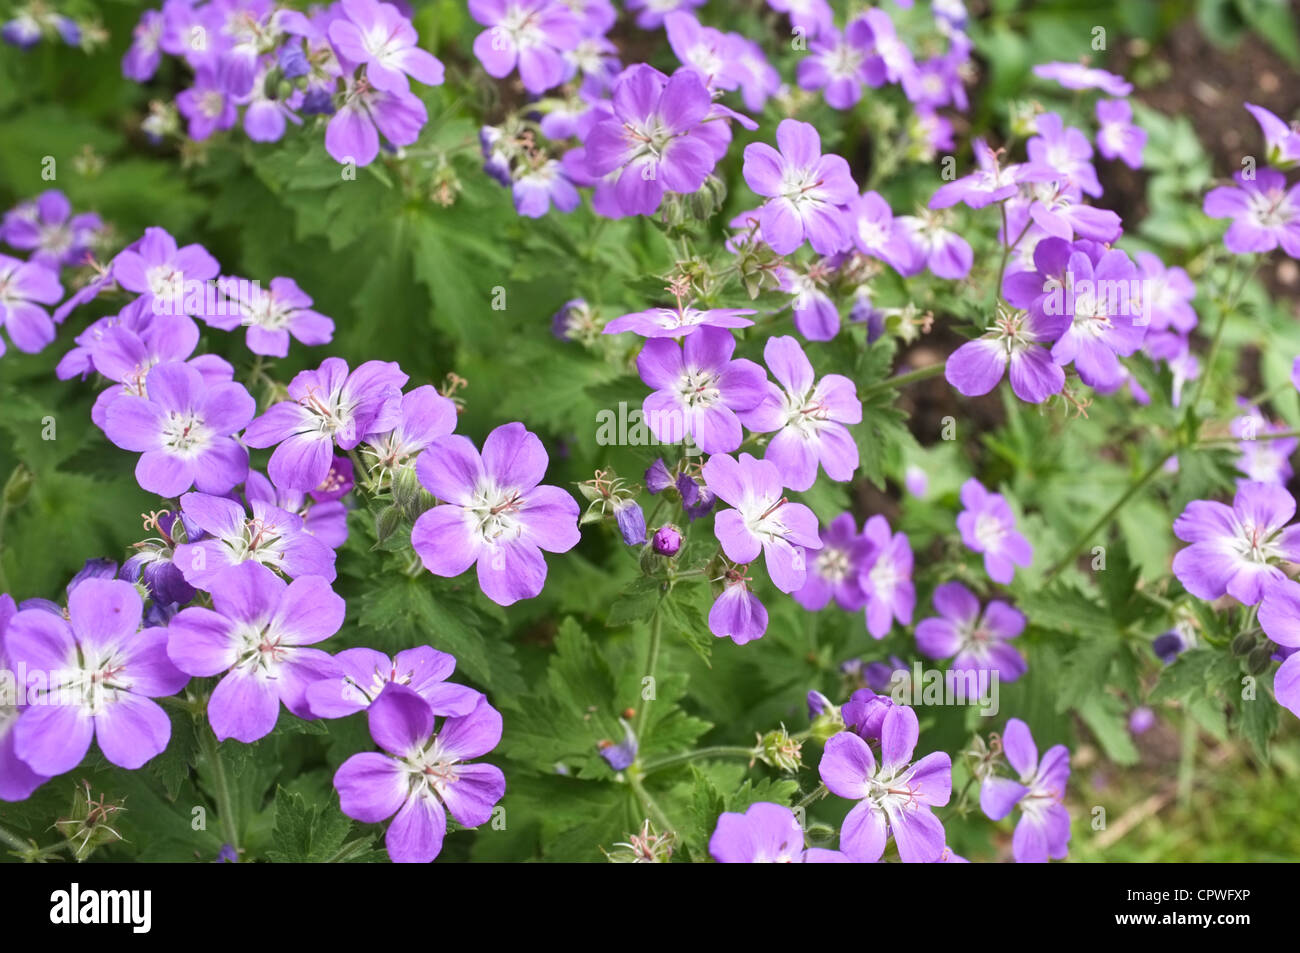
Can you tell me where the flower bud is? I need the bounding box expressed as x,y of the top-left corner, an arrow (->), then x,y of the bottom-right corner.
55,782 -> 126,862
1247,644 -> 1274,675
757,727 -> 802,773
3,464 -> 32,506
651,524 -> 682,557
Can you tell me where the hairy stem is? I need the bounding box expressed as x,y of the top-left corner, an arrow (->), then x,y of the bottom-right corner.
861,362 -> 946,397
640,746 -> 758,776
198,724 -> 241,853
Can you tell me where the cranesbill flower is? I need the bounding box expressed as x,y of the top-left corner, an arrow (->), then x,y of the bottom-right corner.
945,306 -> 1064,404
742,119 -> 856,256
1,190 -> 102,270
704,452 -> 822,593
915,581 -> 1027,684
979,718 -> 1071,863
207,276 -> 334,358
603,303 -> 755,339
1134,251 -> 1196,334
956,478 -> 1032,584
245,471 -> 349,550
173,491 -> 338,589
0,253 -> 62,355
243,357 -> 407,491
848,190 -> 917,273
328,0 -> 445,93
166,562 -> 343,742
325,76 -> 428,166
5,580 -> 188,775
512,160 -> 580,218
709,802 -> 848,862
334,684 -> 506,863
1095,99 -> 1146,169
1203,168 -> 1300,257
892,210 -> 972,279
1172,481 -> 1300,604
664,12 -> 748,93
929,139 -> 1039,210
778,265 -> 842,341
708,567 -> 768,644
121,509 -> 200,607
860,515 -> 915,638
796,21 -> 878,110
1008,180 -> 1122,244
112,226 -> 221,310
625,0 -> 703,30
583,65 -> 721,216
636,326 -> 766,454
411,422 -> 580,606
176,66 -> 239,141
362,384 -> 458,472
1233,406 -> 1296,487
102,362 -> 255,498
792,513 -> 870,612
1031,61 -> 1132,97
1026,112 -> 1102,198
1047,244 -> 1146,391
1245,102 -> 1300,169
0,595 -> 48,801
470,0 -> 580,94
122,10 -> 163,81
819,704 -> 952,863
307,646 -> 482,719
739,335 -> 861,491
1255,579 -> 1300,718
766,0 -> 833,37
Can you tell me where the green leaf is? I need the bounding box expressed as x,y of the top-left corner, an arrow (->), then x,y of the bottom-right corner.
265,787 -> 354,863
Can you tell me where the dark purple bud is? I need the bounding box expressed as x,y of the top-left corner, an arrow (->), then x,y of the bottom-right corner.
599,721 -> 637,771
842,689 -> 895,742
651,523 -> 682,556
1128,706 -> 1155,735
213,844 -> 238,863
68,558 -> 118,592
1152,631 -> 1186,665
806,690 -> 832,718
277,42 -> 310,79
614,500 -> 646,545
299,86 -> 335,116
644,458 -> 674,494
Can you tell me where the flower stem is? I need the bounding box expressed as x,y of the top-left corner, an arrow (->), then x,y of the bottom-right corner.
0,820 -> 31,855
795,783 -> 828,810
640,746 -> 758,776
626,768 -> 675,836
1044,452 -> 1170,581
634,609 -> 663,745
197,724 -> 241,854
1195,428 -> 1300,448
861,362 -> 946,397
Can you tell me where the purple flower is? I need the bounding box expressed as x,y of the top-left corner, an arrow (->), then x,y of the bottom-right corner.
651,523 -> 683,556
841,687 -> 896,741
892,211 -> 972,279
243,357 -> 407,491
930,139 -> 1043,210
362,384 -> 458,471
1008,180 -> 1122,244
636,326 -> 767,454
624,0 -> 703,30
614,499 -> 647,545
176,66 -> 239,141
307,646 -> 482,720
819,705 -> 952,863
1,190 -> 101,269
1026,113 -> 1102,198
598,720 -> 638,771
1172,481 -> 1300,604
979,718 -> 1071,863
860,515 -> 915,638
512,160 -> 580,218
410,422 -> 580,606
583,65 -> 721,216
122,510 -> 200,607
102,362 -> 255,498
792,513 -> 870,612
664,12 -> 748,93
945,306 -> 1065,404
0,594 -> 48,801
848,190 -> 917,272
704,452 -> 822,593
1152,629 -> 1188,665
797,21 -> 878,110
1134,251 -> 1196,335
1046,243 -> 1145,391
245,470 -> 349,550
1255,579 -> 1300,719
708,569 -> 768,645
742,119 -> 856,256
1095,99 -> 1146,169
0,254 -> 62,356
739,335 -> 861,491
956,479 -> 1032,585
915,581 -> 1027,684
1032,61 -> 1132,97
1203,168 -> 1300,257
4,580 -> 188,776
166,563 -> 342,742
709,802 -> 848,863
675,469 -> 716,521
470,0 -> 580,94
1245,102 -> 1300,169
1128,707 -> 1156,735
173,491 -> 338,590
203,276 -> 334,358
324,76 -> 427,166
1233,404 -> 1296,486
2,14 -> 41,48
328,0 -> 445,93
334,683 -> 505,863
112,226 -> 221,310
766,0 -> 833,37
604,303 -> 756,339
